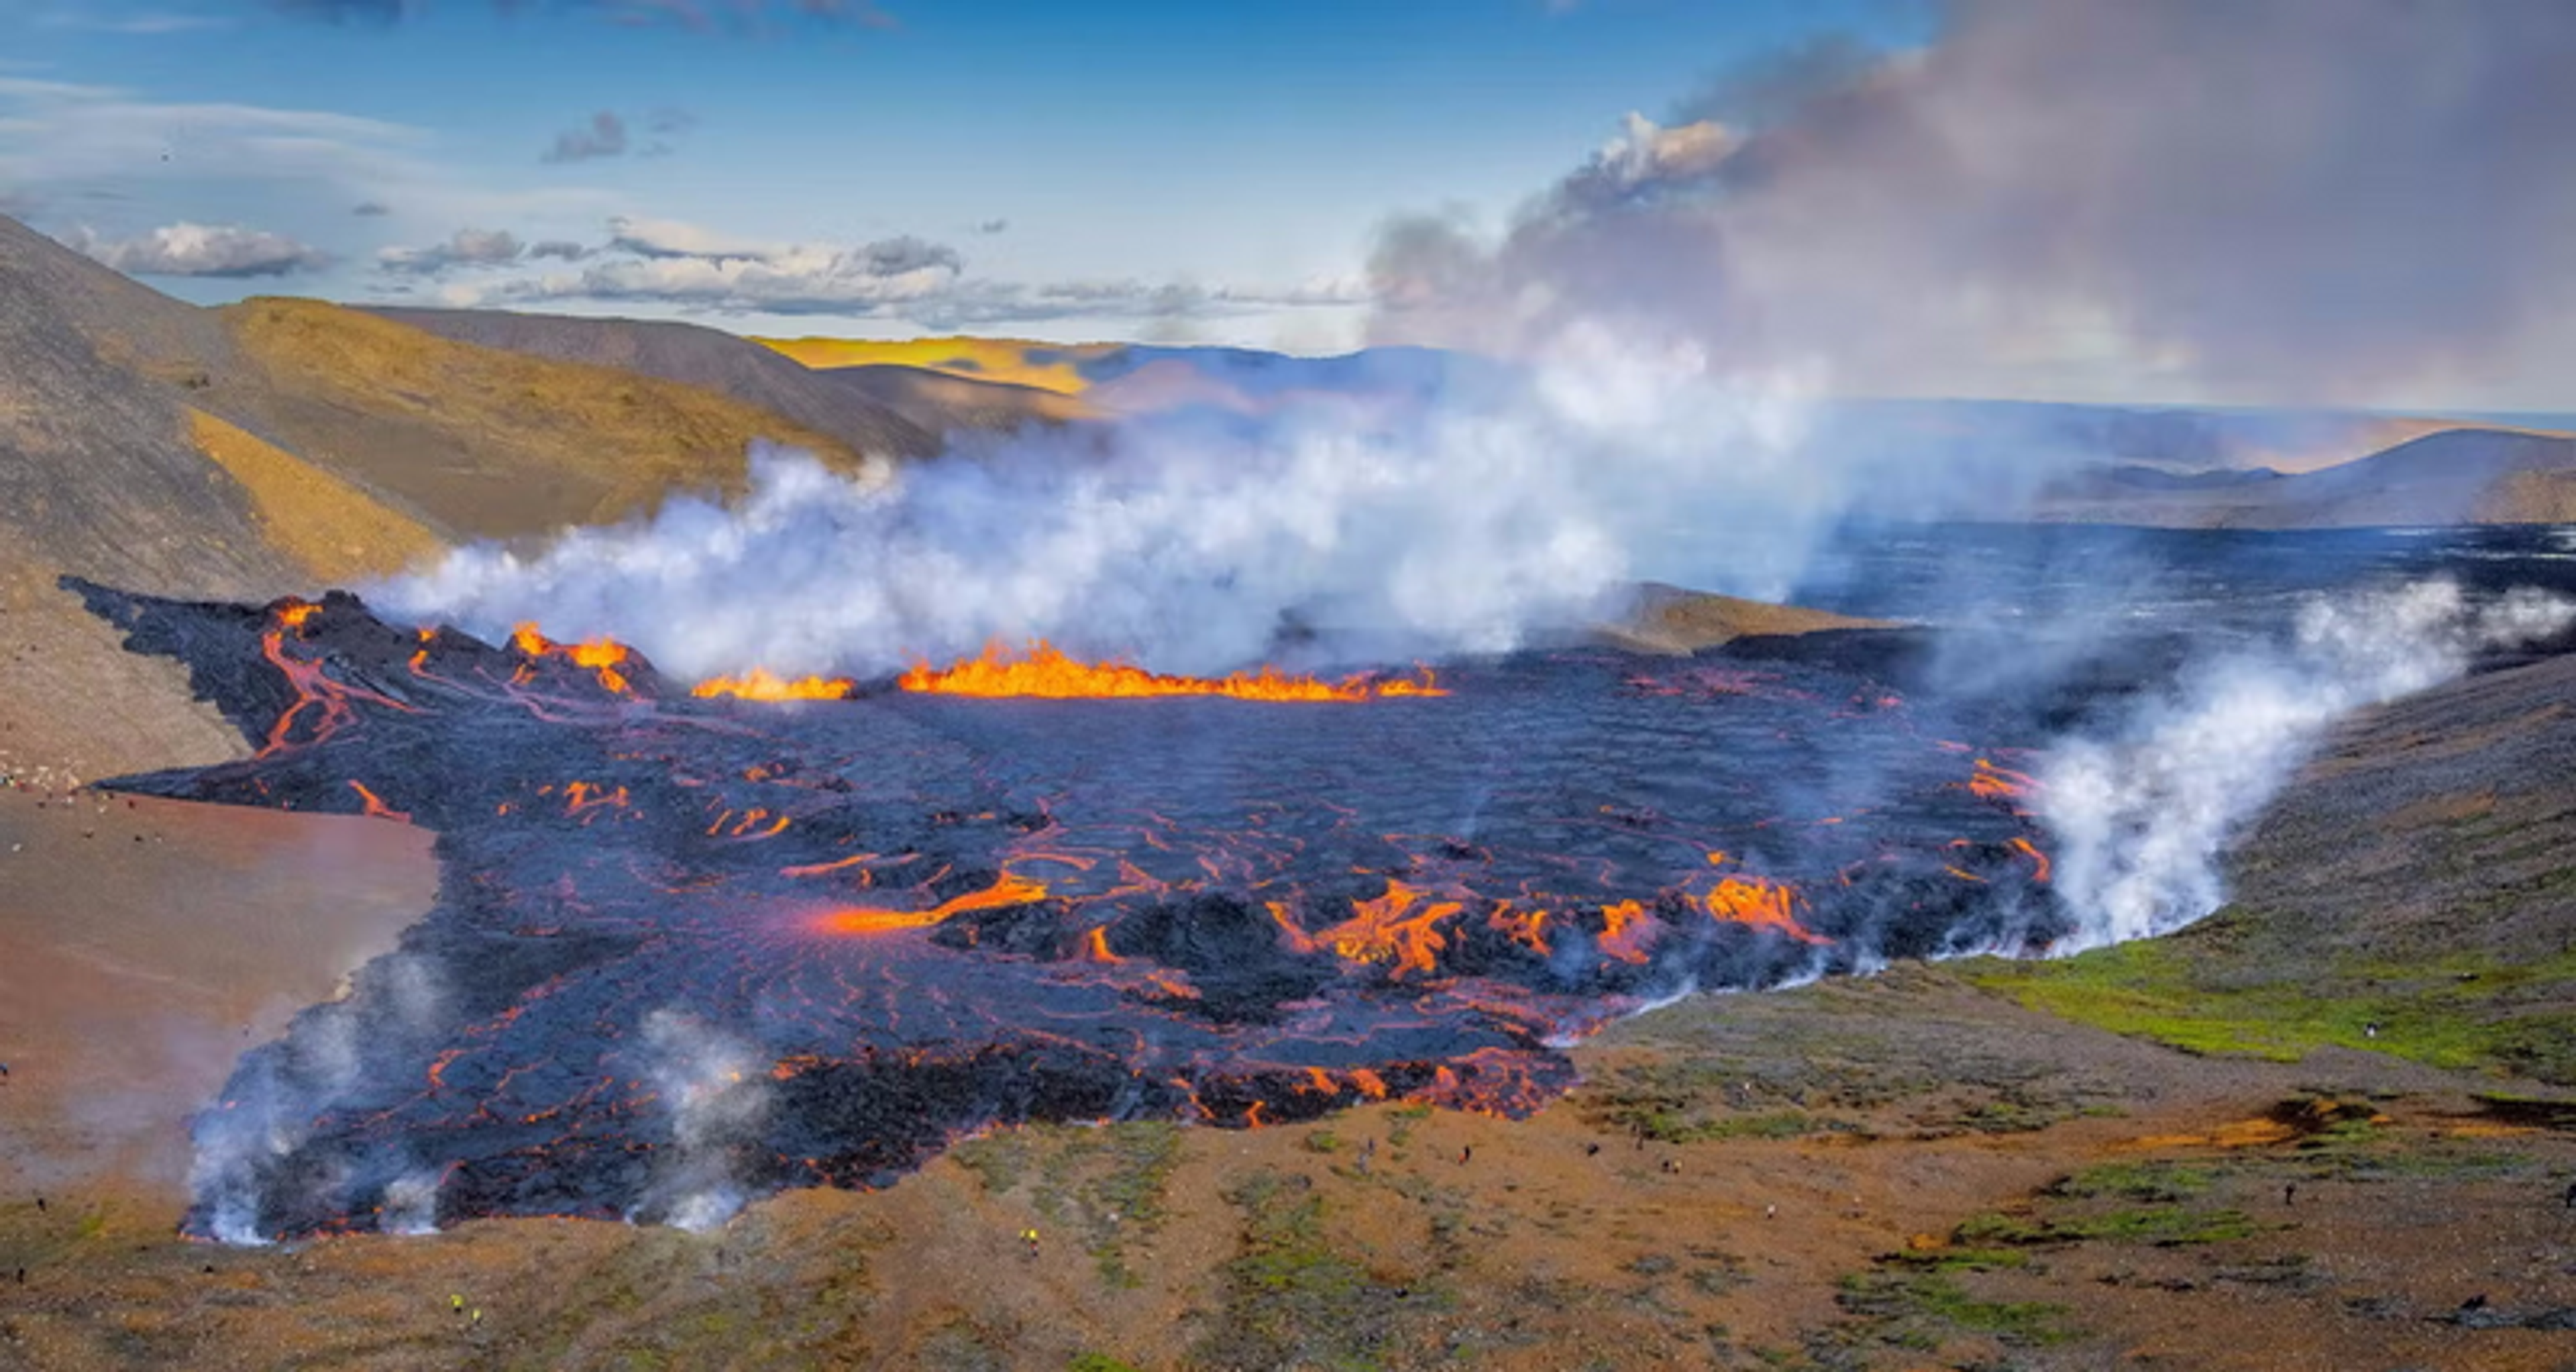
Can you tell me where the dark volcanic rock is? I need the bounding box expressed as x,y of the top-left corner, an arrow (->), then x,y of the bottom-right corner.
76,582 -> 2065,1238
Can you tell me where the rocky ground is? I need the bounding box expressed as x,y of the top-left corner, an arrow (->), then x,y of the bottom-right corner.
4,655 -> 2575,1371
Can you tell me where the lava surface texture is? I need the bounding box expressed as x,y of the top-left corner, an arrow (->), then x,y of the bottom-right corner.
72,580 -> 2063,1239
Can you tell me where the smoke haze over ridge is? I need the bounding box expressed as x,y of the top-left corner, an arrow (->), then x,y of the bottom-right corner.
1368,0 -> 2576,411
376,327 -> 1831,678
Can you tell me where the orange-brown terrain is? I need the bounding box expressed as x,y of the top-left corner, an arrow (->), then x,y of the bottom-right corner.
6,211 -> 2576,1369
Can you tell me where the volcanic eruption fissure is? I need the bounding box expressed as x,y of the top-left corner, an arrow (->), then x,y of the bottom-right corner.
68,575 -> 2069,1241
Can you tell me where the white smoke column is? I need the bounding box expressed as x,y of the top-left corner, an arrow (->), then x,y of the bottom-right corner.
380,1169 -> 447,1236
186,1002 -> 362,1246
374,327 -> 1824,677
2040,581 -> 2575,951
636,1008 -> 772,1232
188,950 -> 447,1244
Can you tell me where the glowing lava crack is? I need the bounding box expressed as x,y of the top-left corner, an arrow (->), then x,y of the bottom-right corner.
70,578 -> 2065,1240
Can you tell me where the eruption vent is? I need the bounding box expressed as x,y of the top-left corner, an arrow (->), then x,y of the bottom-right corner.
898,639 -> 1446,701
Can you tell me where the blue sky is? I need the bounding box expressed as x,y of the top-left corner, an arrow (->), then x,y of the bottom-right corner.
0,0 -> 1925,350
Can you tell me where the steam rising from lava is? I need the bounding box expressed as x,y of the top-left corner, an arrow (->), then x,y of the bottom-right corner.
637,1010 -> 775,1232
373,328 -> 1822,680
2040,580 -> 2576,949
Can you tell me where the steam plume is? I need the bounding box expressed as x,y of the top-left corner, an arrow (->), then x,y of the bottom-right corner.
2040,580 -> 2576,950
1371,0 -> 2576,408
376,329 -> 1827,676
635,1010 -> 772,1232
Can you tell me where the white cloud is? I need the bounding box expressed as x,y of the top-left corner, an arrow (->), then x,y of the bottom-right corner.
429,214 -> 1375,327
66,221 -> 331,276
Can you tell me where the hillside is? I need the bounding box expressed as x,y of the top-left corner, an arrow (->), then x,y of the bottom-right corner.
816,363 -> 1093,434
364,305 -> 964,455
2027,427 -> 2576,527
753,333 -> 1114,392
1599,582 -> 1894,653
209,297 -> 873,540
0,216 -> 904,779
0,218 -> 308,782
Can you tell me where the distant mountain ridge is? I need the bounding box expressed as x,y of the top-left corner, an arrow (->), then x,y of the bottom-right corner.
2029,427 -> 2576,528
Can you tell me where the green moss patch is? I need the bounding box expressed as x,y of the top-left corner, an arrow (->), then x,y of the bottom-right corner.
1967,908 -> 2576,1084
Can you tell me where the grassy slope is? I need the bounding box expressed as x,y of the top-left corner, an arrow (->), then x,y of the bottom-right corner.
1976,651 -> 2576,1084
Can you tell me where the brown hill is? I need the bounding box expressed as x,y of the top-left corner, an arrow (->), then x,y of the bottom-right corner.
2030,425 -> 2576,527
208,297 -> 871,541
0,218 -> 302,783
0,216 -> 896,779
816,362 -> 1093,435
364,305 -> 969,456
1598,582 -> 1894,653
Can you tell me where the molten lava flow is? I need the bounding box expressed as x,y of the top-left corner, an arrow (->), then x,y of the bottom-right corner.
898,639 -> 1446,702
1596,899 -> 1657,963
1968,757 -> 2039,804
693,669 -> 857,702
254,600 -> 415,757
511,623 -> 636,694
1701,874 -> 1828,945
1488,903 -> 1553,956
813,871 -> 1051,935
345,780 -> 411,823
77,582 -> 2077,1241
1309,880 -> 1462,978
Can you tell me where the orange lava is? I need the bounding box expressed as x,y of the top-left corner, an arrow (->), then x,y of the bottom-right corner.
1596,899 -> 1658,963
2007,836 -> 2052,882
254,600 -> 415,757
1307,879 -> 1462,978
692,668 -> 857,702
345,780 -> 411,823
511,623 -> 637,694
1968,757 -> 2038,803
1488,903 -> 1554,956
898,639 -> 1446,702
812,872 -> 1051,935
1701,874 -> 1828,945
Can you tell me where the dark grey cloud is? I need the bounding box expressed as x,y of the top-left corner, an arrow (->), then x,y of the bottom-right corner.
527,238 -> 592,261
352,199 -> 391,216
67,221 -> 331,277
975,217 -> 1008,235
541,111 -> 628,164
539,107 -> 697,162
377,226 -> 525,273
1370,0 -> 2576,407
856,234 -> 960,276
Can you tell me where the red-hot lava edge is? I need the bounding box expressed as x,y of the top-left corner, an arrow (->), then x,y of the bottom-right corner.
64,578 -> 2066,1241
